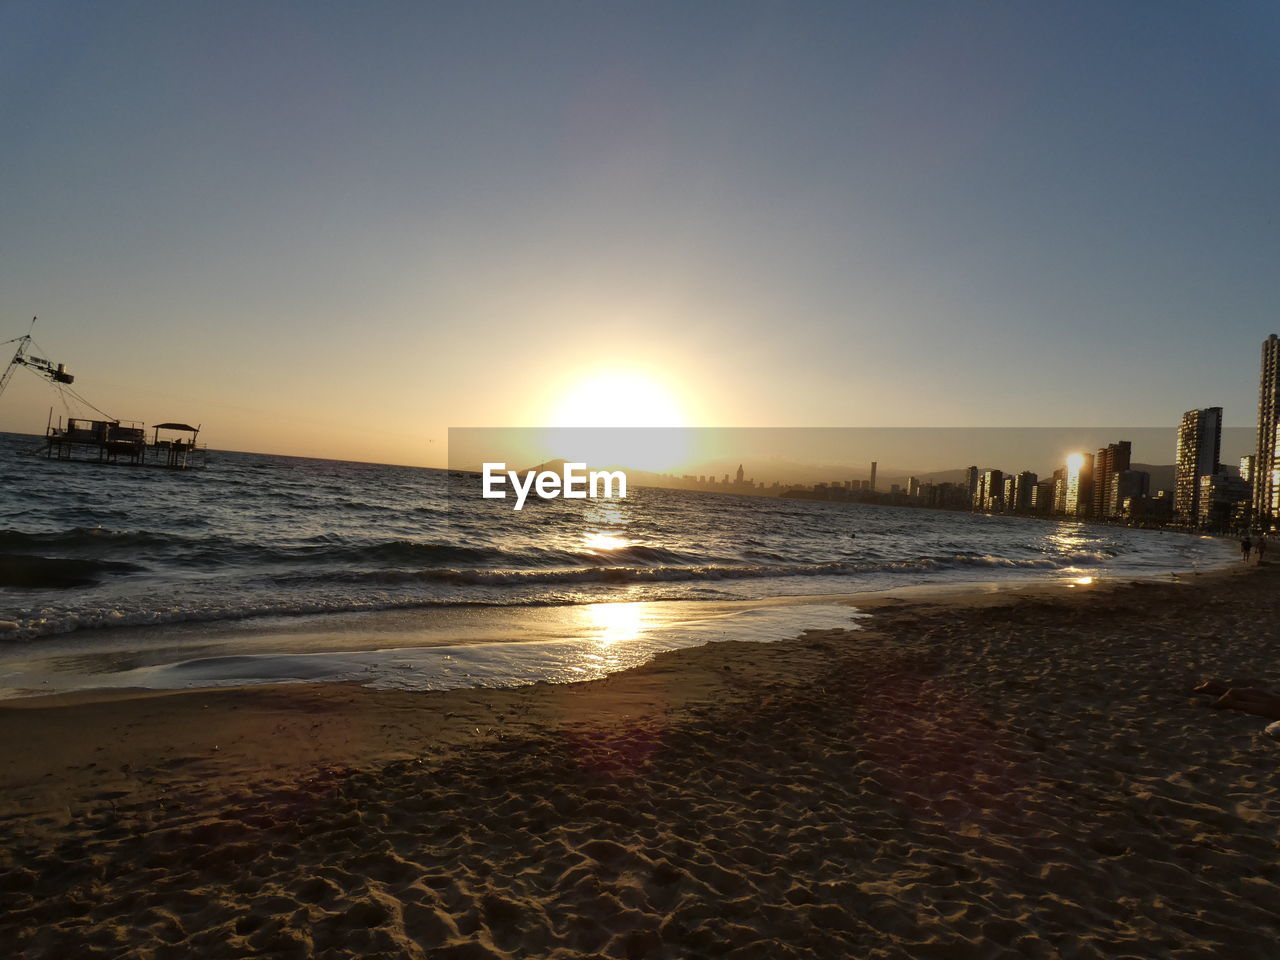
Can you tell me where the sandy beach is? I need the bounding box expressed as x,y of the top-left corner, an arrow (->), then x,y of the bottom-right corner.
2,565 -> 1279,958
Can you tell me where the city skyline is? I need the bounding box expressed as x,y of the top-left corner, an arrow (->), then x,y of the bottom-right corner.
2,2 -> 1279,465
446,425 -> 1256,484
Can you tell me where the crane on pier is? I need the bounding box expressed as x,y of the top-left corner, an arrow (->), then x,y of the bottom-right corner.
3,317 -> 203,467
1,317 -> 75,400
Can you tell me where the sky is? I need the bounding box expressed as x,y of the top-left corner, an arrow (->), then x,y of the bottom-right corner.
1,1 -> 1278,468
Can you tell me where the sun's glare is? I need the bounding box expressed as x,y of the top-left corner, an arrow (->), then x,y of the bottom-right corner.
584,602 -> 650,646
539,368 -> 698,472
583,531 -> 630,551
548,370 -> 689,428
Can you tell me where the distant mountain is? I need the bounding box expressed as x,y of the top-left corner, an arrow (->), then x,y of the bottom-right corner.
518,458 -> 572,475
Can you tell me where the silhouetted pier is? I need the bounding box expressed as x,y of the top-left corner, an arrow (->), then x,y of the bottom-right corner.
46,417 -> 206,470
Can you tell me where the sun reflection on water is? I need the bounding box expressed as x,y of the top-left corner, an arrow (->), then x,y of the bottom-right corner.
1047,527 -> 1088,550
583,531 -> 630,551
581,499 -> 634,553
583,602 -> 651,647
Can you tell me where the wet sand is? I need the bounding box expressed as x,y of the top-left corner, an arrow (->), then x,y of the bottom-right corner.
2,564 -> 1279,958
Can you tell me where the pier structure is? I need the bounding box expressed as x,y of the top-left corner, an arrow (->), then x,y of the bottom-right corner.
46,416 -> 206,470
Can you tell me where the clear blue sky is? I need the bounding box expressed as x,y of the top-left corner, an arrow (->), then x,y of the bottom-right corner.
2,1 -> 1277,465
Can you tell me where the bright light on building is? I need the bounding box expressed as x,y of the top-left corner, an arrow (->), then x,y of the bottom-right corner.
1064,452 -> 1089,516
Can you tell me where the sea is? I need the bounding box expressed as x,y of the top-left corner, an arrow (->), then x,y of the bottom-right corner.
0,432 -> 1235,697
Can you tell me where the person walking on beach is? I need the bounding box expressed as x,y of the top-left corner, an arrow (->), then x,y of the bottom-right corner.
1241,535 -> 1252,562
1257,535 -> 1267,565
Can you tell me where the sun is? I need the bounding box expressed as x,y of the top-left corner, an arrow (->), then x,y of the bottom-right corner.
538,368 -> 698,472
547,369 -> 689,428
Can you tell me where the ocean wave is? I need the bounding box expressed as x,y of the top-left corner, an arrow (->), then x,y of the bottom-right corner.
0,527 -> 179,551
264,550 -> 1105,589
0,528 -> 716,571
0,543 -> 1228,642
337,540 -> 710,569
0,511 -> 1122,567
2,594 -> 541,642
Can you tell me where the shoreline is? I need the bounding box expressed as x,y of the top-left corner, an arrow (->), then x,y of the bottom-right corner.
0,563 -> 1251,800
0,542 -> 1237,704
3,560 -> 1276,956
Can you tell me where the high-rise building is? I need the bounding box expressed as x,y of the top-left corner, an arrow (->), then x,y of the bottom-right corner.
1052,467 -> 1067,513
1256,335 -> 1280,524
1240,455 -> 1256,484
965,466 -> 979,506
1174,407 -> 1222,523
1033,479 -> 1055,513
1198,473 -> 1251,531
1064,453 -> 1094,516
1000,471 -> 1035,512
1092,441 -> 1131,519
869,461 -> 878,492
978,469 -> 1004,512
